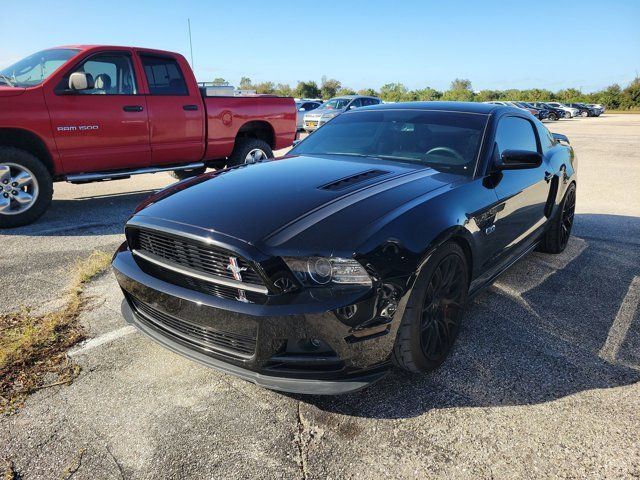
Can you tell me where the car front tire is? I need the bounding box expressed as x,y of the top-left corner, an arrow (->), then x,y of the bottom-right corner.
392,241 -> 469,373
0,147 -> 53,228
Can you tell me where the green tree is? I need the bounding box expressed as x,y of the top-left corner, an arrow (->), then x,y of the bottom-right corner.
212,77 -> 229,86
413,87 -> 442,101
358,88 -> 378,97
379,83 -> 408,102
295,81 -> 321,99
620,77 -> 640,109
450,78 -> 473,91
239,77 -> 253,89
274,83 -> 293,97
442,78 -> 474,101
475,89 -> 501,102
336,87 -> 356,96
320,76 -> 342,99
254,81 -> 275,94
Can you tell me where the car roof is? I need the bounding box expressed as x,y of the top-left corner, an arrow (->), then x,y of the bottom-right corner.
359,101 -> 512,115
330,95 -> 379,100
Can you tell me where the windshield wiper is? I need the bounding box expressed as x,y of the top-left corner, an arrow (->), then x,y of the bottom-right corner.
0,73 -> 15,87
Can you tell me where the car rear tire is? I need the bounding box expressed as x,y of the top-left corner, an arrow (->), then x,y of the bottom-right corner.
539,183 -> 576,254
0,147 -> 53,229
564,112 -> 571,119
549,112 -> 558,121
392,241 -> 469,373
170,166 -> 207,180
581,111 -> 589,117
227,138 -> 273,167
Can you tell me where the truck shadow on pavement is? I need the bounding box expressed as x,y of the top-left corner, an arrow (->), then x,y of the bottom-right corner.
300,214 -> 640,419
1,189 -> 157,237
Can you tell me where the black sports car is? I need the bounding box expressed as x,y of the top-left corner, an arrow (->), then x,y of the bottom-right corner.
112,102 -> 577,395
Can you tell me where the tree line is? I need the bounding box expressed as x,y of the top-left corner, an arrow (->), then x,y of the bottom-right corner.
209,76 -> 640,110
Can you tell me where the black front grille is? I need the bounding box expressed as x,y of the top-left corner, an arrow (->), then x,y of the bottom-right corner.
132,228 -> 264,286
131,296 -> 257,358
139,261 -> 266,304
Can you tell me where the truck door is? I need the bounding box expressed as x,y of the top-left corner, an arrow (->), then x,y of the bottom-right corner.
489,115 -> 552,265
138,53 -> 205,165
45,51 -> 150,173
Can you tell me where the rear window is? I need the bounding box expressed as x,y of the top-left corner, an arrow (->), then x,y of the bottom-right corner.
140,55 -> 188,95
291,110 -> 488,175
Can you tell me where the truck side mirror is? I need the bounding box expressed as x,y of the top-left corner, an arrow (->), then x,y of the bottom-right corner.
69,72 -> 94,91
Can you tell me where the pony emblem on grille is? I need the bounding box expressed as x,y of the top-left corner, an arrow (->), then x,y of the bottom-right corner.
227,256 -> 248,282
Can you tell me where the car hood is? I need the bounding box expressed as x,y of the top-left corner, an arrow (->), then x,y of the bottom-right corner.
134,155 -> 456,255
0,86 -> 26,97
304,107 -> 346,117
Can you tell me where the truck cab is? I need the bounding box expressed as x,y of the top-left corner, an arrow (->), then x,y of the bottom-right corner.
0,45 -> 296,227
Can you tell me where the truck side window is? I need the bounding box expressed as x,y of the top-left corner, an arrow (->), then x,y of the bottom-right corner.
58,53 -> 137,95
140,55 -> 188,95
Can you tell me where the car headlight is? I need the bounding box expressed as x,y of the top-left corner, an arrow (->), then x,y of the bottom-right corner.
283,257 -> 372,287
321,113 -> 338,120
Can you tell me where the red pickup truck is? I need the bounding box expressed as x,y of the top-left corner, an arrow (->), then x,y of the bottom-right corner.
0,45 -> 297,227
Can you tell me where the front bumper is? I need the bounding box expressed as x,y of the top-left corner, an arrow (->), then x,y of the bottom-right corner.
112,248 -> 398,394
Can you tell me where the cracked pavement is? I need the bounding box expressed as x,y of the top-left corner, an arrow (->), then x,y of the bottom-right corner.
1,116 -> 640,478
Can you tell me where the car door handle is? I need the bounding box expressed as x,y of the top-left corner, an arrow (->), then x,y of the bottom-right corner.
123,105 -> 144,112
183,104 -> 199,111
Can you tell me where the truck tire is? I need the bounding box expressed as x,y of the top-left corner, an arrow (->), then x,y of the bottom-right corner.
227,138 -> 273,167
170,166 -> 206,180
392,241 -> 469,373
0,147 -> 53,228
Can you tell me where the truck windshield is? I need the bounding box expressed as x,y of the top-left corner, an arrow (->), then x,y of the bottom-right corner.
0,48 -> 79,87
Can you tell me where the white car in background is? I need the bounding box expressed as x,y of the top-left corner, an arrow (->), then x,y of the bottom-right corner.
545,102 -> 580,118
295,100 -> 323,130
586,103 -> 605,115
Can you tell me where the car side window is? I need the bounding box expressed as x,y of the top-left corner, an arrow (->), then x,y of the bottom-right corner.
495,116 -> 539,155
140,55 -> 188,95
58,52 -> 137,95
349,98 -> 363,109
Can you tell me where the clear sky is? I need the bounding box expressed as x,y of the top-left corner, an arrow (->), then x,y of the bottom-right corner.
1,0 -> 639,93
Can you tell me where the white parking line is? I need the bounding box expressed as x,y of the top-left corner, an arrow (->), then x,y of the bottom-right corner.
69,325 -> 137,357
599,276 -> 640,363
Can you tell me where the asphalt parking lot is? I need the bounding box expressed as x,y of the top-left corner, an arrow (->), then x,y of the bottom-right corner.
1,114 -> 639,479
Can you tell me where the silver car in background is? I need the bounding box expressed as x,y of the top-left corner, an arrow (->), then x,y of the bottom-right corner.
303,95 -> 381,132
295,100 -> 323,130
545,102 -> 580,118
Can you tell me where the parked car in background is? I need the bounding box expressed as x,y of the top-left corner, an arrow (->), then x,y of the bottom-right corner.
514,102 -> 550,121
295,100 -> 322,130
112,101 -> 577,394
566,103 -> 598,117
0,45 -> 297,227
529,102 -> 565,121
586,103 -> 605,115
303,95 -> 381,132
538,102 -> 577,118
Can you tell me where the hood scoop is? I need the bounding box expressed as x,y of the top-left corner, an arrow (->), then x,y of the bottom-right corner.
319,169 -> 390,191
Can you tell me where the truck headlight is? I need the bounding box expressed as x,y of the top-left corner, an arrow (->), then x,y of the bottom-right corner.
283,257 -> 372,286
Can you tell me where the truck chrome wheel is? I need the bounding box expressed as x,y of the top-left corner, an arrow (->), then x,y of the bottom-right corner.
244,148 -> 268,164
0,163 -> 39,215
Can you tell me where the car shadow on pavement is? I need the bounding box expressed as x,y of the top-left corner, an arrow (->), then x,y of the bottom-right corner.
0,189 -> 157,237
300,214 -> 640,419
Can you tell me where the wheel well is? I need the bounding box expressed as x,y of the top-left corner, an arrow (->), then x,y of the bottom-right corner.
0,128 -> 54,175
235,121 -> 275,148
449,235 -> 474,283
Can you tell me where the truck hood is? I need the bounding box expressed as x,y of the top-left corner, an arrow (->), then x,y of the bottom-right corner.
134,155 -> 455,254
0,86 -> 26,97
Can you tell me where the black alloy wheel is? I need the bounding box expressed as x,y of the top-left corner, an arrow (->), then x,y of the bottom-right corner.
559,185 -> 576,250
419,254 -> 466,361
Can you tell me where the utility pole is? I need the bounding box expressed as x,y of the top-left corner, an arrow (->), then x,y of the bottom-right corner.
188,18 -> 194,69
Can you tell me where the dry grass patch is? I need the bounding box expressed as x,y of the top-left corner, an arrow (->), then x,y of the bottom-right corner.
0,251 -> 112,414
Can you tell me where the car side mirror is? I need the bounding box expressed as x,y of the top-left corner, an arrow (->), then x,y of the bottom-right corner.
298,108 -> 306,112
69,72 -> 94,91
552,133 -> 570,144
348,105 -> 358,110
496,150 -> 542,170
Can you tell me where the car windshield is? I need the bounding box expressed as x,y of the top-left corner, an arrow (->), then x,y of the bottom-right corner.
291,110 -> 488,175
322,98 -> 351,110
0,48 -> 79,87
